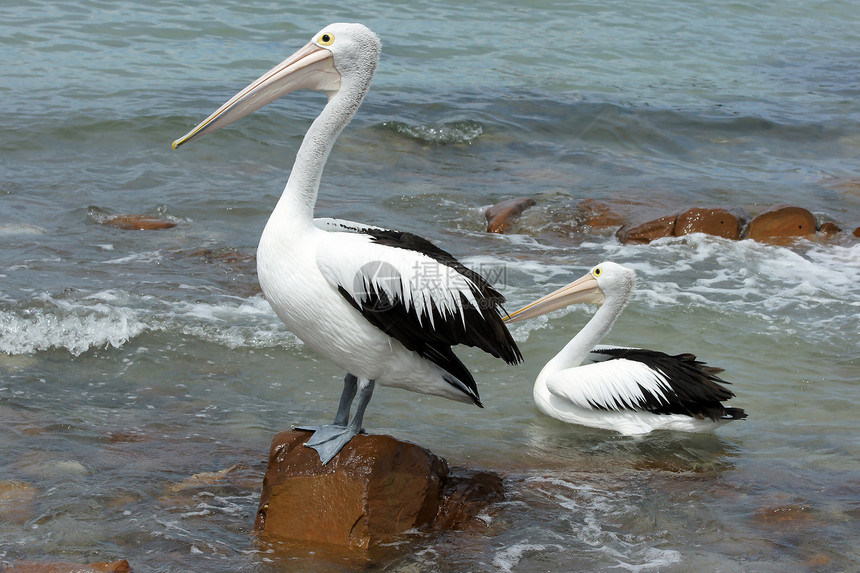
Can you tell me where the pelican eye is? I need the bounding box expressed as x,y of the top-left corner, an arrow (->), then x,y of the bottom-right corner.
592,267 -> 602,278
318,33 -> 335,46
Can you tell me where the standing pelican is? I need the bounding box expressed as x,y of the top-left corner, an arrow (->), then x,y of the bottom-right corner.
173,24 -> 521,463
504,262 -> 746,434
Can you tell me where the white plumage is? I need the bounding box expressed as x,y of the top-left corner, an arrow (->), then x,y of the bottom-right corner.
505,262 -> 746,435
173,24 -> 520,463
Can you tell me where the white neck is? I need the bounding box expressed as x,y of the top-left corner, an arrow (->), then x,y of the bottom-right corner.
270,79 -> 369,228
541,288 -> 630,378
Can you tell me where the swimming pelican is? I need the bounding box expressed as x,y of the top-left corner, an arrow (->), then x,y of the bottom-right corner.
173,23 -> 522,463
504,262 -> 746,434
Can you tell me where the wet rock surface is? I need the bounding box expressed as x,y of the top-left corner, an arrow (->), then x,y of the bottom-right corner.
746,205 -> 816,243
485,197 -> 536,233
616,214 -> 678,244
674,207 -> 742,239
105,214 -> 177,231
0,480 -> 37,524
492,195 -> 855,245
2,560 -> 131,573
255,430 -> 504,549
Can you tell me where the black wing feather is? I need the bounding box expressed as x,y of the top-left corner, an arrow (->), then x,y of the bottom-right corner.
332,227 -> 522,406
359,227 -> 522,365
591,348 -> 747,421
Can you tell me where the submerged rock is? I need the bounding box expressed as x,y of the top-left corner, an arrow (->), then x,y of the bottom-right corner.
106,214 -> 177,231
674,207 -> 741,240
746,205 -> 815,242
485,197 -> 536,233
0,480 -> 37,524
3,560 -> 131,573
574,198 -> 626,229
817,221 -> 841,236
616,214 -> 677,244
255,430 -> 504,549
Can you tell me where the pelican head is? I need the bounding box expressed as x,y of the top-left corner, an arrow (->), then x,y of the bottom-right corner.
504,261 -> 636,323
172,23 -> 381,149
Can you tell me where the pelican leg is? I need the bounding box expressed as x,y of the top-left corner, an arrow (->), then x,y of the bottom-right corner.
304,378 -> 376,465
333,373 -> 359,426
296,373 -> 357,436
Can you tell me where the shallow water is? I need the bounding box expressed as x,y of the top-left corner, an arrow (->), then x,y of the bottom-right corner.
1,0 -> 859,571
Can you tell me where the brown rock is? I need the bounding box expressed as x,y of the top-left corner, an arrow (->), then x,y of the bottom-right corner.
746,205 -> 815,242
752,503 -> 816,528
817,221 -> 840,236
854,226 -> 860,238
106,214 -> 176,231
435,468 -> 504,530
485,197 -> 536,233
255,430 -> 504,549
3,560 -> 131,573
674,207 -> 740,239
576,198 -> 626,229
0,480 -> 37,524
616,214 -> 677,244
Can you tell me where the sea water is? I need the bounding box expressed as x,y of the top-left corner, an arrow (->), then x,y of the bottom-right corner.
1,0 -> 858,571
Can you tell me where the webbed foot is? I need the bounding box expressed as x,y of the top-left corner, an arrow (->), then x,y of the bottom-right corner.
302,424 -> 364,464
296,376 -> 375,465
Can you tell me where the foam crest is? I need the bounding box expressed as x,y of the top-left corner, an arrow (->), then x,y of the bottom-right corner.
496,235 -> 860,345
0,291 -> 295,356
524,475 -> 682,570
0,299 -> 147,356
381,120 -> 483,144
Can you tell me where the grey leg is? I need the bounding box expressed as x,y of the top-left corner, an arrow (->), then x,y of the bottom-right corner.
332,373 -> 358,426
296,373 -> 357,435
303,377 -> 376,465
346,378 -> 374,433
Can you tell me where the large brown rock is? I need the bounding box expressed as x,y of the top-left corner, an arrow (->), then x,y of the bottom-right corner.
616,214 -> 677,244
3,560 -> 131,573
746,205 -> 815,242
485,197 -> 536,233
674,207 -> 741,239
255,430 -> 503,549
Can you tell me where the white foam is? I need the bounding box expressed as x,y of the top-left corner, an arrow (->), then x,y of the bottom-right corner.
524,475 -> 682,571
492,543 -> 558,573
492,234 -> 860,346
0,291 -> 296,356
0,302 -> 147,356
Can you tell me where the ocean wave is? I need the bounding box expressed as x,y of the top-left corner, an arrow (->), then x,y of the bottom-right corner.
490,234 -> 860,347
0,291 -> 295,357
521,475 -> 683,570
379,120 -> 483,144
0,301 -> 147,357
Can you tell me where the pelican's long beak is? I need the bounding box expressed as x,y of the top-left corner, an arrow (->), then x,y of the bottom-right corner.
503,272 -> 604,323
172,42 -> 340,149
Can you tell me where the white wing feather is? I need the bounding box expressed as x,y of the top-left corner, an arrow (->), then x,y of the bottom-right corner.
545,358 -> 674,412
315,230 -> 481,325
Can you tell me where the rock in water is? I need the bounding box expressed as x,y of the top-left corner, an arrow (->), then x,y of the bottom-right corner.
817,221 -> 840,236
616,214 -> 678,244
674,207 -> 741,239
746,205 -> 816,242
106,214 -> 177,230
485,197 -> 536,233
3,560 -> 131,573
255,430 -> 504,549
